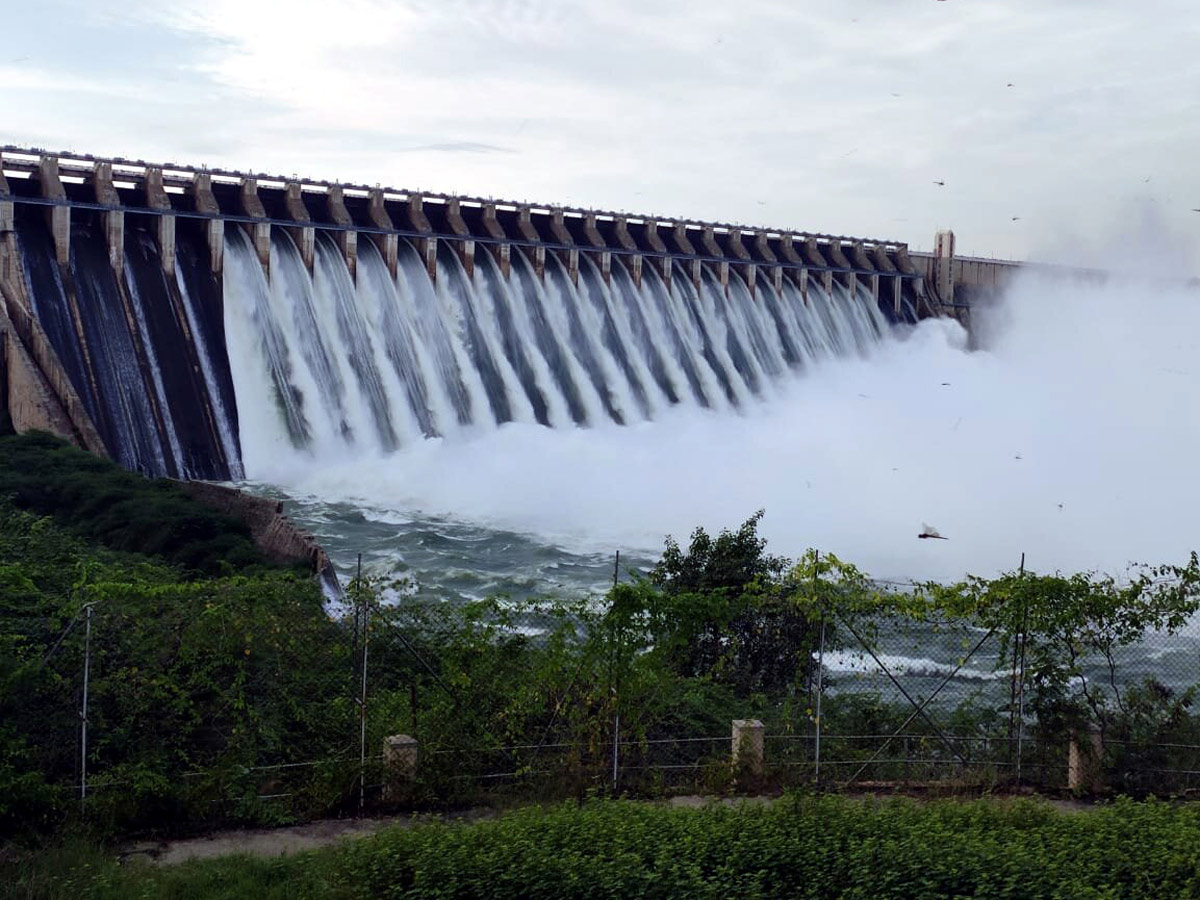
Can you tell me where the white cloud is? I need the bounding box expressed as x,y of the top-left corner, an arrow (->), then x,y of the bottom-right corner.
1,0 -> 1197,265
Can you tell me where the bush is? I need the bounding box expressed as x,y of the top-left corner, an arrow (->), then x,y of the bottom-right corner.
14,796 -> 1200,899
0,501 -> 349,838
0,431 -> 275,577
328,796 -> 1200,900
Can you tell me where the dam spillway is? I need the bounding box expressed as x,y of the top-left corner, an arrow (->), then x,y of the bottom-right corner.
0,148 -> 995,481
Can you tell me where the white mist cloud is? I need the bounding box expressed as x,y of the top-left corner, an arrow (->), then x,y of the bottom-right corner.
260,267 -> 1200,584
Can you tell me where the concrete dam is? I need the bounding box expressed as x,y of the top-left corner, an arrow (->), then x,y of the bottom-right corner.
0,147 -> 1020,481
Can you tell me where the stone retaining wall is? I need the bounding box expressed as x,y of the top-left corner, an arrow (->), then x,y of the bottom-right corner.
178,480 -> 334,581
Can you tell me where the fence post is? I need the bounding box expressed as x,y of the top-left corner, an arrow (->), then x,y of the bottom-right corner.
812,550 -> 824,785
732,719 -> 764,782
358,561 -> 369,814
814,616 -> 826,784
1015,553 -> 1028,786
80,604 -> 93,813
1068,724 -> 1103,794
382,735 -> 419,802
611,551 -> 620,792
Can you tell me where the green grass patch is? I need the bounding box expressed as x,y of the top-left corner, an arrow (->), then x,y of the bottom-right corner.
8,795 -> 1200,899
1,838 -> 347,900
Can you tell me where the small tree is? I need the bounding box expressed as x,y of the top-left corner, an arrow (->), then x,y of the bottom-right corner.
924,553 -> 1200,738
617,513 -> 875,700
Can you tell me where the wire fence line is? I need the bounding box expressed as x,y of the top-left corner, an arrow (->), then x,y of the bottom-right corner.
14,551 -> 1200,834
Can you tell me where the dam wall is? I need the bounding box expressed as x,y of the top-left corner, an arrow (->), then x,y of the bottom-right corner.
0,146 -> 1011,483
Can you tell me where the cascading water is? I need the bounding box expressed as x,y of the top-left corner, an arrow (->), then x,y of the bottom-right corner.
175,242 -> 245,481
21,216 -> 170,475
214,227 -> 895,603
12,207 -> 900,592
222,227 -> 890,464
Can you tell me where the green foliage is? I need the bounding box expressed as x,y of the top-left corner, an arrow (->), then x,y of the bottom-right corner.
328,796 -> 1200,899
631,513 -> 876,699
6,485 -> 1200,848
0,500 -> 351,837
1104,679 -> 1200,796
1,837 -> 348,900
0,431 -> 279,577
17,796 -> 1200,900
651,509 -> 787,595
921,556 -> 1200,736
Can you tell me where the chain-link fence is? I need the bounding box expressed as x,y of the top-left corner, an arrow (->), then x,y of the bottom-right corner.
9,574 -> 363,833
11,560 -> 1200,837
761,602 -> 1200,797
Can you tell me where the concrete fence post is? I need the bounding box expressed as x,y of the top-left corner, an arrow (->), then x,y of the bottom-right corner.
732,719 -> 764,778
1068,724 -> 1103,794
382,734 -> 419,802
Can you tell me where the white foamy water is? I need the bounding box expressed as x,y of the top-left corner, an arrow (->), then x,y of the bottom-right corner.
224,234 -> 1200,586
819,649 -> 1003,683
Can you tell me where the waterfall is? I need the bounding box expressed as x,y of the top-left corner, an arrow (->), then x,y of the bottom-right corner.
11,208 -> 896,479
221,229 -> 892,468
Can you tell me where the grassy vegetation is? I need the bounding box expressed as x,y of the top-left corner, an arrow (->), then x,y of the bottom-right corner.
2,838 -> 343,900
0,432 -> 277,577
8,795 -> 1200,899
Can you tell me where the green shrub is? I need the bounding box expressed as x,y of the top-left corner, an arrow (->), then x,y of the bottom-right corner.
0,501 -> 351,838
0,431 -> 276,577
14,796 -> 1200,899
326,796 -> 1200,900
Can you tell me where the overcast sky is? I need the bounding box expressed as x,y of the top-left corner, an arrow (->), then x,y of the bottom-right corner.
2,0 -> 1198,265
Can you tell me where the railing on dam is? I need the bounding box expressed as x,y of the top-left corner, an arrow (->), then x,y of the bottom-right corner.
0,146 -> 962,318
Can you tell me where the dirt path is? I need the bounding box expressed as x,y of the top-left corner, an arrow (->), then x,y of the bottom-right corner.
123,793 -> 1086,866
122,808 -> 499,866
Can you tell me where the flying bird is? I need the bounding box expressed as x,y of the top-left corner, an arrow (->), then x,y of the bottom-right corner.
919,524 -> 948,540
1011,216 -> 1021,221
933,180 -> 945,186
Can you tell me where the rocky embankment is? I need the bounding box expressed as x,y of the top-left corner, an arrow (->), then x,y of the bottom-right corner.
178,481 -> 337,587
